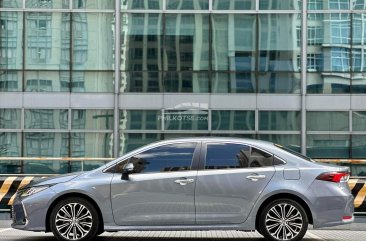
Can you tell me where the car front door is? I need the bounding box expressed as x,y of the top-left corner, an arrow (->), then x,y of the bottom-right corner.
195,142 -> 276,224
111,142 -> 200,226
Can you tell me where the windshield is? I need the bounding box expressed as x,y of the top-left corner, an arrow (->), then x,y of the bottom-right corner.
274,144 -> 314,162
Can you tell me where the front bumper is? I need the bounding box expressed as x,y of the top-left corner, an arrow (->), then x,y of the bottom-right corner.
11,187 -> 56,231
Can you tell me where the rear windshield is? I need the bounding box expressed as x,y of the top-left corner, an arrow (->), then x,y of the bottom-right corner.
274,144 -> 314,162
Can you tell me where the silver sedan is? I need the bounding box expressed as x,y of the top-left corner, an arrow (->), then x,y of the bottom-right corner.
11,138 -> 354,241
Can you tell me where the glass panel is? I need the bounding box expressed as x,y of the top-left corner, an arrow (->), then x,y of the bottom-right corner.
167,0 -> 208,10
121,0 -> 162,10
212,14 -> 256,71
120,110 -> 161,130
121,13 -> 163,71
164,72 -> 209,93
119,133 -> 162,155
23,160 -> 69,174
25,0 -> 69,8
348,164 -> 366,177
259,111 -> 301,131
307,13 -> 351,94
72,109 -> 114,130
164,109 -> 208,130
307,73 -> 351,94
210,133 -> 256,139
0,109 -> 21,129
353,0 -> 366,10
258,72 -> 301,94
213,0 -> 255,10
352,14 -> 366,93
128,143 -> 196,173
0,12 -> 23,70
71,71 -> 114,93
71,132 -> 113,157
25,12 -> 70,70
25,71 -> 70,92
165,14 -> 209,71
353,112 -> 366,131
260,0 -> 301,10
352,135 -> 366,158
259,14 -> 301,72
258,134 -> 301,152
24,109 -> 68,129
0,0 -> 22,8
205,143 -> 273,169
205,143 -> 250,169
0,132 -> 21,173
0,132 -> 21,157
308,0 -> 351,10
72,13 -> 114,70
212,110 -> 255,131
307,134 -> 350,158
24,132 -> 69,157
307,111 -> 349,131
0,71 -> 22,91
121,72 -> 163,93
72,0 -> 115,9
212,72 -> 256,93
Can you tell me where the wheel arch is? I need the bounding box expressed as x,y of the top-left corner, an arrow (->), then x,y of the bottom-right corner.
45,192 -> 104,233
255,192 -> 314,231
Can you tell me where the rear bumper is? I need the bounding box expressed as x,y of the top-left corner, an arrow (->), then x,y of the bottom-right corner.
311,180 -> 354,228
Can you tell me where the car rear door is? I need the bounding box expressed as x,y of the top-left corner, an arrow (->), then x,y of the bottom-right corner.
195,142 -> 276,224
111,141 -> 200,226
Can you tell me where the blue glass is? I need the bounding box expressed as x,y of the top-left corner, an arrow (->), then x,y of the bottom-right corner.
212,110 -> 255,131
259,111 -> 301,131
307,134 -> 350,158
167,0 -> 208,10
0,12 -> 23,70
213,0 -> 255,10
307,112 -> 349,131
260,0 -> 301,10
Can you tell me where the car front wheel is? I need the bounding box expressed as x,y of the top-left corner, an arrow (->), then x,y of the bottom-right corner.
258,199 -> 308,241
50,197 -> 99,241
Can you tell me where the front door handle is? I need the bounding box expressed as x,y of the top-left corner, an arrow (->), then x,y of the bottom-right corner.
174,178 -> 194,186
246,174 -> 266,182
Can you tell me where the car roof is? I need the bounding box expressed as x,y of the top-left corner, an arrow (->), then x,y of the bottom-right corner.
152,137 -> 275,148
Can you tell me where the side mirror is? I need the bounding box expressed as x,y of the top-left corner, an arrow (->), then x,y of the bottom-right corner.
121,163 -> 134,180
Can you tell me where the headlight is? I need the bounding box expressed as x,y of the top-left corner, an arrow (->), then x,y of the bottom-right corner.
18,185 -> 51,197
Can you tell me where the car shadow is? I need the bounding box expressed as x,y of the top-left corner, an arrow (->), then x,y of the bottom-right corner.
7,237 -> 322,241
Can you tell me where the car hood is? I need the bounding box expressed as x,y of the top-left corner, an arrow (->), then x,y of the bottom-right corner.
24,172 -> 84,188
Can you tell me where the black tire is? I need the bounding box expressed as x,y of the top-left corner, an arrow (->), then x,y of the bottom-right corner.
258,199 -> 308,241
50,197 -> 100,241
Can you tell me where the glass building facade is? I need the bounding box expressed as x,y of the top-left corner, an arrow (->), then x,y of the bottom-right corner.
1,0 -> 366,176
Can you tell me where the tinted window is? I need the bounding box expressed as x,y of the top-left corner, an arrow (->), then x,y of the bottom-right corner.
205,143 -> 273,169
128,143 -> 197,174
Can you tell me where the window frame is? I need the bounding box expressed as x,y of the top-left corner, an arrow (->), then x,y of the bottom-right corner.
106,141 -> 201,174
199,141 -> 274,171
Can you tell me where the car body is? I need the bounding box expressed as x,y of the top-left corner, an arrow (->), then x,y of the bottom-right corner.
11,138 -> 354,241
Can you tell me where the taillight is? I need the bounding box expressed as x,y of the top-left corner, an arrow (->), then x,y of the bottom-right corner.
316,171 -> 350,183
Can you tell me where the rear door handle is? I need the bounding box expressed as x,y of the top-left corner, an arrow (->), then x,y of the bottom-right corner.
246,174 -> 266,181
174,178 -> 194,186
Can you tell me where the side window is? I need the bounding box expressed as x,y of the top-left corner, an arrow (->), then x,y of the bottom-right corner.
205,143 -> 251,169
249,147 -> 273,167
205,143 -> 274,169
127,142 -> 197,174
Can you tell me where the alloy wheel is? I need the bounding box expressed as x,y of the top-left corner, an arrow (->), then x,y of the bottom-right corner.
55,202 -> 93,240
264,203 -> 303,240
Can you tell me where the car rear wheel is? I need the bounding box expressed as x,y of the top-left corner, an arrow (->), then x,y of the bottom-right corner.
50,197 -> 99,241
258,199 -> 308,241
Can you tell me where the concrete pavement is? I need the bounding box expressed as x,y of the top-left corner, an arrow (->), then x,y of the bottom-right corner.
1,218 -> 366,241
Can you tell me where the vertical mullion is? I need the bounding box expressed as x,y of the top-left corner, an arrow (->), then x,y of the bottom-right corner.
301,0 -> 308,155
114,0 -> 121,158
